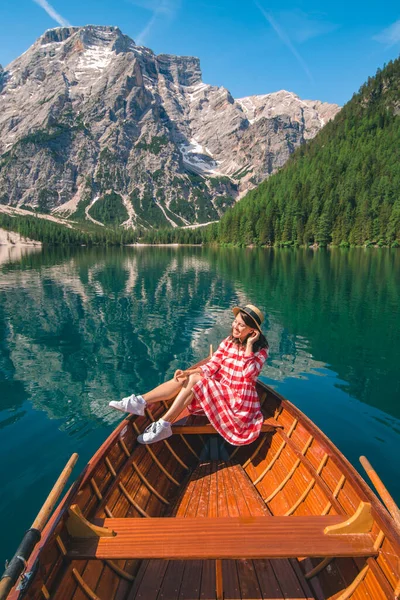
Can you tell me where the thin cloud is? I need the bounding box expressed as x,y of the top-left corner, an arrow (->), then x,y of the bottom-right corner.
136,12 -> 159,45
373,19 -> 400,48
130,0 -> 176,17
254,1 -> 314,83
33,0 -> 71,27
130,0 -> 180,45
277,9 -> 338,44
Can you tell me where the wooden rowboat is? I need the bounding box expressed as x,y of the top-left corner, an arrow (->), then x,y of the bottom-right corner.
1,377 -> 400,600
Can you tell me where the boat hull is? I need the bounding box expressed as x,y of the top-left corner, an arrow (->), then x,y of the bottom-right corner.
5,382 -> 400,600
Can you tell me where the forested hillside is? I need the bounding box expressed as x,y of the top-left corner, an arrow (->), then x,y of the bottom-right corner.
142,58 -> 400,247
0,213 -> 138,246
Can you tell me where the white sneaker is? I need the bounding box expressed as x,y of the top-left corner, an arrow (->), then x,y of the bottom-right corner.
109,394 -> 146,416
137,420 -> 172,444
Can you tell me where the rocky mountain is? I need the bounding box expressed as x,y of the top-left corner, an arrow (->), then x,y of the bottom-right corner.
0,25 -> 340,228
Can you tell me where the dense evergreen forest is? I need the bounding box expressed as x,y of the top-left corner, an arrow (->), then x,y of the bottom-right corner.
0,213 -> 138,245
142,57 -> 400,247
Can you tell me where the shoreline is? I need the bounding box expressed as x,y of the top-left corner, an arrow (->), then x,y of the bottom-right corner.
0,227 -> 42,247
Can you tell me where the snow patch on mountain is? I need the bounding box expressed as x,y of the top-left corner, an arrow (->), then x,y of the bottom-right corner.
179,139 -> 221,175
75,46 -> 115,78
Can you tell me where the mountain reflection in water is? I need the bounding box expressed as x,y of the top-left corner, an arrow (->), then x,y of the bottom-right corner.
0,248 -> 329,429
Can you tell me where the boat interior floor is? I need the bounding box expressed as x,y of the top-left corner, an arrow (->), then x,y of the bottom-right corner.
127,460 -> 315,600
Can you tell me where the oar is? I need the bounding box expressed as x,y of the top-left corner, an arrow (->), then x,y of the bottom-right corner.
0,453 -> 79,600
359,455 -> 400,527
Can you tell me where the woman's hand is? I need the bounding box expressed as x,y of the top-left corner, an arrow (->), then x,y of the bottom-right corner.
174,367 -> 201,381
174,369 -> 188,381
246,330 -> 260,346
244,330 -> 260,356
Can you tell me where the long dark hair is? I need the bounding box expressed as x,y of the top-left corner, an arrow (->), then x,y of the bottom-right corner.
231,311 -> 269,352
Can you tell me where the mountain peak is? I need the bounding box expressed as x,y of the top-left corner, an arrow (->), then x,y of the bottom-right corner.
39,25 -> 123,44
37,25 -> 136,56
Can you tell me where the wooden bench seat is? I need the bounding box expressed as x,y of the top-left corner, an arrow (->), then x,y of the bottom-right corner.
68,515 -> 377,560
66,462 -> 377,600
171,414 -> 282,434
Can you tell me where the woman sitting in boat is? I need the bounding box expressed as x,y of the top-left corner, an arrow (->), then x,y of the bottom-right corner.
110,304 -> 269,446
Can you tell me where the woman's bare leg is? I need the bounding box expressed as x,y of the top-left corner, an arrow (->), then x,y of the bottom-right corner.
162,373 -> 202,422
136,373 -> 203,444
142,378 -> 183,405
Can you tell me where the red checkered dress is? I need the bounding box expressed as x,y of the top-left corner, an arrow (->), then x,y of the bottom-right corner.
188,336 -> 268,446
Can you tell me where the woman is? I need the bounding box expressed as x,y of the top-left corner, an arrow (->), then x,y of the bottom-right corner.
109,304 -> 269,446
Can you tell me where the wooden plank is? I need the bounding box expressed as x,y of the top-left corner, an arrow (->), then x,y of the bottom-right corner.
193,462 -> 211,518
108,437 -> 179,520
366,556 -> 399,599
246,460 -> 291,515
236,558 -> 263,599
363,568 -> 390,600
96,445 -> 151,518
92,563 -> 121,600
215,559 -> 223,600
70,562 -> 105,600
71,567 -> 101,600
171,416 -> 282,434
269,559 -> 310,600
221,560 -> 240,600
199,561 -> 216,600
220,463 -> 240,517
178,560 -> 203,600
68,516 -> 377,560
49,562 -> 82,600
172,467 -> 201,517
288,558 -> 317,600
126,559 -> 168,600
216,462 -> 230,517
185,463 -> 208,518
252,558 -> 285,599
262,384 -> 400,555
276,430 -> 346,516
208,461 -> 218,518
225,463 -> 251,517
112,560 -> 139,600
229,463 -> 269,517
299,558 -> 326,600
156,560 -> 186,599
376,537 -> 399,588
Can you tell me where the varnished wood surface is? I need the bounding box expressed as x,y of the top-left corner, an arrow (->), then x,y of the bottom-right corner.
68,515 -> 377,560
172,415 -> 282,434
128,461 -> 317,600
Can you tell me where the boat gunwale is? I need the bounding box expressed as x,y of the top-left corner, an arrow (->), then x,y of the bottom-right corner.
257,380 -> 400,549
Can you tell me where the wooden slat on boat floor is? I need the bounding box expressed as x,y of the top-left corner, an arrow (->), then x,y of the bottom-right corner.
128,461 -> 321,599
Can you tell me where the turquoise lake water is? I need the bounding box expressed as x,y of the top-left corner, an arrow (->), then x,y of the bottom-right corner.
0,246 -> 399,567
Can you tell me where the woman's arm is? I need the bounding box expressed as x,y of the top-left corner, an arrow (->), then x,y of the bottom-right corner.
200,337 -> 229,377
243,331 -> 268,380
174,338 -> 229,381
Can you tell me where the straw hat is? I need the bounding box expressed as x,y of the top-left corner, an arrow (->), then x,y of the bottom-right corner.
232,304 -> 264,332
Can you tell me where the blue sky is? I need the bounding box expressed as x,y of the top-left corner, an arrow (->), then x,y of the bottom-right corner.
0,0 -> 399,106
